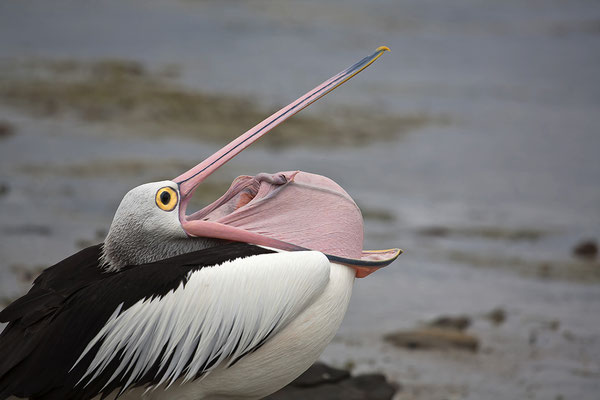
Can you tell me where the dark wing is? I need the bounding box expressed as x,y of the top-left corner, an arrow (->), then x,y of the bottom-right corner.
0,242 -> 274,400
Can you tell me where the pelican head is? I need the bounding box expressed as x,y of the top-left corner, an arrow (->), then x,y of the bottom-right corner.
102,181 -> 213,270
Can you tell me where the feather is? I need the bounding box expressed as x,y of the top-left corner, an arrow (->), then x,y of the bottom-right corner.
75,251 -> 330,393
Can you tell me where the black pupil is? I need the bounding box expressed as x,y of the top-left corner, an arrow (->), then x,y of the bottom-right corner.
160,191 -> 171,205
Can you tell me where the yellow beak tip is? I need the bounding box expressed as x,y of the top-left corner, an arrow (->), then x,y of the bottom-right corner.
376,45 -> 391,53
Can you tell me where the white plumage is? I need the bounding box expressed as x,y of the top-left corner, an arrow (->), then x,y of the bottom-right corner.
87,254 -> 354,400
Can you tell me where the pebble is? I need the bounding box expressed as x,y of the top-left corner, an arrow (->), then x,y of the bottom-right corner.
572,239 -> 598,260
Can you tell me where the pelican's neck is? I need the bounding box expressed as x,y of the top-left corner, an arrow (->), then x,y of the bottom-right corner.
100,234 -> 222,272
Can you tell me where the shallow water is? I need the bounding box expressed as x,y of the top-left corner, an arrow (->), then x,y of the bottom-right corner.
1,0 -> 600,398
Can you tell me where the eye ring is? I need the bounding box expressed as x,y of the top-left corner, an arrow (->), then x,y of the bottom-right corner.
155,187 -> 178,212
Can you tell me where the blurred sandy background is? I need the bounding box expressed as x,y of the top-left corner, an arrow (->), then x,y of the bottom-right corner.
1,1 -> 599,399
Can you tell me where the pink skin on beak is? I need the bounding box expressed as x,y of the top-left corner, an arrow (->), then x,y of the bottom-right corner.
173,47 -> 401,277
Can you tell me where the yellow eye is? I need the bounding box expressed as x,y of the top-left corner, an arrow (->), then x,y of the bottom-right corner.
155,187 -> 178,211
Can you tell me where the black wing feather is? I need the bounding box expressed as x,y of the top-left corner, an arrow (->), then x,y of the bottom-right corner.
0,242 -> 274,400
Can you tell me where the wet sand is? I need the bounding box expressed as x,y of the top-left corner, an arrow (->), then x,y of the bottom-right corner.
1,0 -> 600,399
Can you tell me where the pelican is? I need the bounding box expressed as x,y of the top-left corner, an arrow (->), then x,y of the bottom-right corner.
0,47 -> 400,400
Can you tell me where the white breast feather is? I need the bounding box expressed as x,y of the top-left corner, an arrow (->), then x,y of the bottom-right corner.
73,251 -> 331,394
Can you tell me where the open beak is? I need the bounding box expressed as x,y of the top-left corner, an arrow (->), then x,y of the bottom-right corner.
173,47 -> 401,278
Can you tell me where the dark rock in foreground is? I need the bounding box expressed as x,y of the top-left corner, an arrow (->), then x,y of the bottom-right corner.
265,362 -> 398,400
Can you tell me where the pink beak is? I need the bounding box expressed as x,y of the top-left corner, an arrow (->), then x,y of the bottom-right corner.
173,47 -> 401,277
